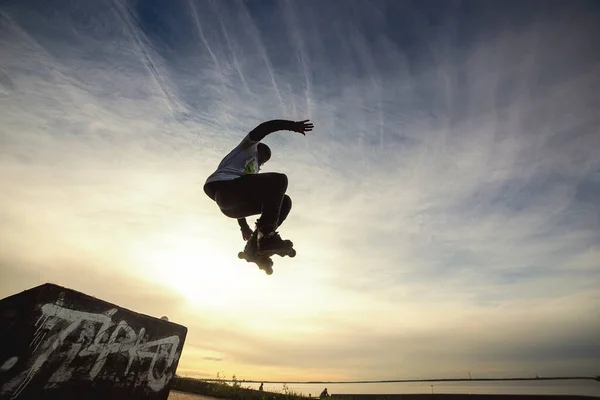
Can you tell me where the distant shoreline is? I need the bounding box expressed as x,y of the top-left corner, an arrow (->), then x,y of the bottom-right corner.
171,377 -> 600,400
167,391 -> 599,400
197,377 -> 600,385
330,395 -> 600,400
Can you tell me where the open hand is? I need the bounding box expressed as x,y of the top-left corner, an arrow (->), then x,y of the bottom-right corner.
292,119 -> 314,135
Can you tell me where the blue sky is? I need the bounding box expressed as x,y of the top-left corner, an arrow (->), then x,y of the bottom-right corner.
1,0 -> 599,383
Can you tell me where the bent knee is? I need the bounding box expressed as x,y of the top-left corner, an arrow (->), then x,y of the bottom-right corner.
282,194 -> 292,210
268,172 -> 288,190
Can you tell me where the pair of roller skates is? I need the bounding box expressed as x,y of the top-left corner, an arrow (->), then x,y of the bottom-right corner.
238,229 -> 296,275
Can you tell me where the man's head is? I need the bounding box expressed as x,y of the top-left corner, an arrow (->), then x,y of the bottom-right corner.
257,143 -> 271,166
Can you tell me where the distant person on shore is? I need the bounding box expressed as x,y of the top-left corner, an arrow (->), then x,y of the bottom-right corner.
319,388 -> 329,399
259,383 -> 264,391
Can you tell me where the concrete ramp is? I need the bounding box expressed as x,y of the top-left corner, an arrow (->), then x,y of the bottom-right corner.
0,283 -> 187,400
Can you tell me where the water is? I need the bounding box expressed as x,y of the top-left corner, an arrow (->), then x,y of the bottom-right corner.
171,380 -> 600,398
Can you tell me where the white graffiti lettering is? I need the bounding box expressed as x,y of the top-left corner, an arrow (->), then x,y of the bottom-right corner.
1,301 -> 181,399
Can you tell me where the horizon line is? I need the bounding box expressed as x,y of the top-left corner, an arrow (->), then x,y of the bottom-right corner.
191,376 -> 600,385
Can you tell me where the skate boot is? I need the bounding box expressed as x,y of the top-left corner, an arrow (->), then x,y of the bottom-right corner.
238,229 -> 274,275
256,229 -> 296,258
244,229 -> 260,255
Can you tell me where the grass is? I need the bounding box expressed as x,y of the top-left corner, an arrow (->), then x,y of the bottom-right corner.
171,373 -> 310,400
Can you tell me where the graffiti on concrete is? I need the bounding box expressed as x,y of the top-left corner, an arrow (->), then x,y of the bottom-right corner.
1,299 -> 182,399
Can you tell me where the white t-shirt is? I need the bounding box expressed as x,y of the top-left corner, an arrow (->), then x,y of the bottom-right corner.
205,135 -> 261,184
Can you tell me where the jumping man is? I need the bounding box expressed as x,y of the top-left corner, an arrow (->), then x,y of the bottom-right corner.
204,119 -> 314,255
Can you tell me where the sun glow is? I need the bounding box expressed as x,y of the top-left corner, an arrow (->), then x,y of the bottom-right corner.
131,223 -> 266,309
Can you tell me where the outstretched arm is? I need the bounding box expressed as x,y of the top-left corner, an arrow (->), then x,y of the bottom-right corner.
248,119 -> 313,142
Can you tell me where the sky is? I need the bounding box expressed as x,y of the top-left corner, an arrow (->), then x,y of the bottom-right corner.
1,0 -> 599,384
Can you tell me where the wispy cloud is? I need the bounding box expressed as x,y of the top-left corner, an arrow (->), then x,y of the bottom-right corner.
1,0 -> 599,382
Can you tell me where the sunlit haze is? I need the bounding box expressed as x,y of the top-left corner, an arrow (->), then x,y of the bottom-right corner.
1,0 -> 599,383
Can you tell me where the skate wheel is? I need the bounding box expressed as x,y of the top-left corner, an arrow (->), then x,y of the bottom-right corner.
258,260 -> 273,270
264,267 -> 273,275
238,252 -> 245,259
289,248 -> 296,258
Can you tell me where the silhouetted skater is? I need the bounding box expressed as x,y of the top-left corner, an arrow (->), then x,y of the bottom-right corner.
204,119 -> 313,256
